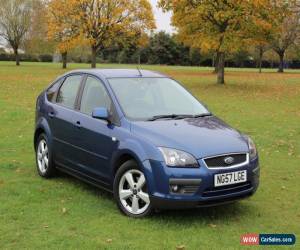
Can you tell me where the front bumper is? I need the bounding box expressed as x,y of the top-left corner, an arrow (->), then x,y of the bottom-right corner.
142,156 -> 260,210
150,191 -> 254,209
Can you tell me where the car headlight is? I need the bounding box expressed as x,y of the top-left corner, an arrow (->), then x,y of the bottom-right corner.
248,137 -> 257,160
158,147 -> 199,168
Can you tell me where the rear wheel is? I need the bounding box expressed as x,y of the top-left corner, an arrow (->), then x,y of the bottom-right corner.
35,133 -> 56,178
114,160 -> 152,218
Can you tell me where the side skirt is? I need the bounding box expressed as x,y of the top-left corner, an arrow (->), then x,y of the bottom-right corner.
56,162 -> 113,194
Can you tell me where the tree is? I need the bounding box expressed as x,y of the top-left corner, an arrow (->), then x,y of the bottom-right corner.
255,44 -> 269,73
100,32 -> 199,66
24,0 -> 54,56
142,31 -> 189,65
159,0 -> 254,84
66,0 -> 155,68
189,48 -> 201,66
148,31 -> 178,64
246,1 -> 274,73
268,0 -> 300,73
47,0 -> 82,68
0,0 -> 32,66
230,49 -> 251,68
118,30 -> 152,65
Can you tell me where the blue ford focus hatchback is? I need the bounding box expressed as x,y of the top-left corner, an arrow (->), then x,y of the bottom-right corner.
34,69 -> 259,217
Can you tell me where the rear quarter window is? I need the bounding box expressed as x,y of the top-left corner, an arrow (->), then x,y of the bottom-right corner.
46,78 -> 63,102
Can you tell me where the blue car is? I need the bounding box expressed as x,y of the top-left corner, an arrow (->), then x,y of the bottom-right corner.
34,69 -> 259,217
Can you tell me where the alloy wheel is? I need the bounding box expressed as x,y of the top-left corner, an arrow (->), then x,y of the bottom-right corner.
118,169 -> 150,215
37,139 -> 49,174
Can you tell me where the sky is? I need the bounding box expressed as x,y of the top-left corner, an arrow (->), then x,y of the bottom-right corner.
150,0 -> 174,34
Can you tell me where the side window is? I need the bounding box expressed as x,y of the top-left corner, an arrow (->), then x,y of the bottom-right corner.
46,78 -> 62,102
80,76 -> 112,115
56,75 -> 82,109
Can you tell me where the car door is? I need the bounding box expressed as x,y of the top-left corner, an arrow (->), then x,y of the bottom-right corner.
47,74 -> 83,168
70,75 -> 117,183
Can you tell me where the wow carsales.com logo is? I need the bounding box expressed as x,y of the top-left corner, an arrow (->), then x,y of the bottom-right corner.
240,234 -> 296,246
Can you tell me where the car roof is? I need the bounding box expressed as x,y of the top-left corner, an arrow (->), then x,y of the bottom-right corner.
65,69 -> 166,79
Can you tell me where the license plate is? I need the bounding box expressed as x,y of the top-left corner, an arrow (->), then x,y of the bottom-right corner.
214,170 -> 247,187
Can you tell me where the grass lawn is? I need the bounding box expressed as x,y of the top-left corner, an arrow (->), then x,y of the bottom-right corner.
0,61 -> 299,249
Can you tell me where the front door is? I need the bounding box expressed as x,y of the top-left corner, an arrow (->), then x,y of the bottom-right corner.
71,76 -> 117,183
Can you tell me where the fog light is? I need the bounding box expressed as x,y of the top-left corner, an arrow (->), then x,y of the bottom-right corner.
169,179 -> 202,195
171,185 -> 179,192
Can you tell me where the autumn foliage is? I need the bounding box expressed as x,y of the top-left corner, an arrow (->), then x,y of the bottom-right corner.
159,0 -> 300,83
47,0 -> 155,68
1,0 -> 300,81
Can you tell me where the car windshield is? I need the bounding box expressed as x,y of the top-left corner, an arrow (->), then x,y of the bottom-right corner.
108,77 -> 209,121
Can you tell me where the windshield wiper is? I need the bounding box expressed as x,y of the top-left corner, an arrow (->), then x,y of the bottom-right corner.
192,113 -> 212,118
147,114 -> 181,121
147,113 -> 212,121
174,113 -> 212,119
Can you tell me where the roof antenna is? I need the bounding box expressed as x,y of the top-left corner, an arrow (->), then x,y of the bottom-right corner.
137,66 -> 143,77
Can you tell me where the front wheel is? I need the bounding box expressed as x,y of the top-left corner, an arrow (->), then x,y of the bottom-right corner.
114,160 -> 153,218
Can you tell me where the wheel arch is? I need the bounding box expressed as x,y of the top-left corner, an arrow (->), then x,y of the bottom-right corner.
34,117 -> 52,150
111,150 -> 144,178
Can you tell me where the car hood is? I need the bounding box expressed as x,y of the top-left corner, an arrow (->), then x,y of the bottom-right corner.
131,116 -> 249,159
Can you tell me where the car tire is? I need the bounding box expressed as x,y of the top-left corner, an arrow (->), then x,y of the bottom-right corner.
35,133 -> 56,178
114,160 -> 153,218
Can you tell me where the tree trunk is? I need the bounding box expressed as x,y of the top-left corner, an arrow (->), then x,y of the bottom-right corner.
61,52 -> 67,69
14,48 -> 20,66
277,51 -> 285,73
258,48 -> 263,73
138,50 -> 141,65
213,52 -> 220,73
217,52 -> 225,84
91,46 -> 97,68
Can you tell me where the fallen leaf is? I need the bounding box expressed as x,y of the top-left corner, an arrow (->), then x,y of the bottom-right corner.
106,239 -> 112,243
62,207 -> 67,214
176,245 -> 185,250
209,223 -> 217,228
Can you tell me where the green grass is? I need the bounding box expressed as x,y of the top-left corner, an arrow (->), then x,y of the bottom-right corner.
0,61 -> 299,249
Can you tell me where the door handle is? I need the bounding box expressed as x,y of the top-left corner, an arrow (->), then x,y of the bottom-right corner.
75,121 -> 82,129
48,112 -> 55,118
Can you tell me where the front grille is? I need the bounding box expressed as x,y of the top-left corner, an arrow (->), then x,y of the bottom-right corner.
202,182 -> 252,197
204,153 -> 247,168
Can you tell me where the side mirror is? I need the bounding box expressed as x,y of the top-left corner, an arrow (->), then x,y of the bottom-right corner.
92,107 -> 110,122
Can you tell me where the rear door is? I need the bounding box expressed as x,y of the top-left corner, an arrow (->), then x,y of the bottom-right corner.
47,74 -> 83,168
70,75 -> 117,183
